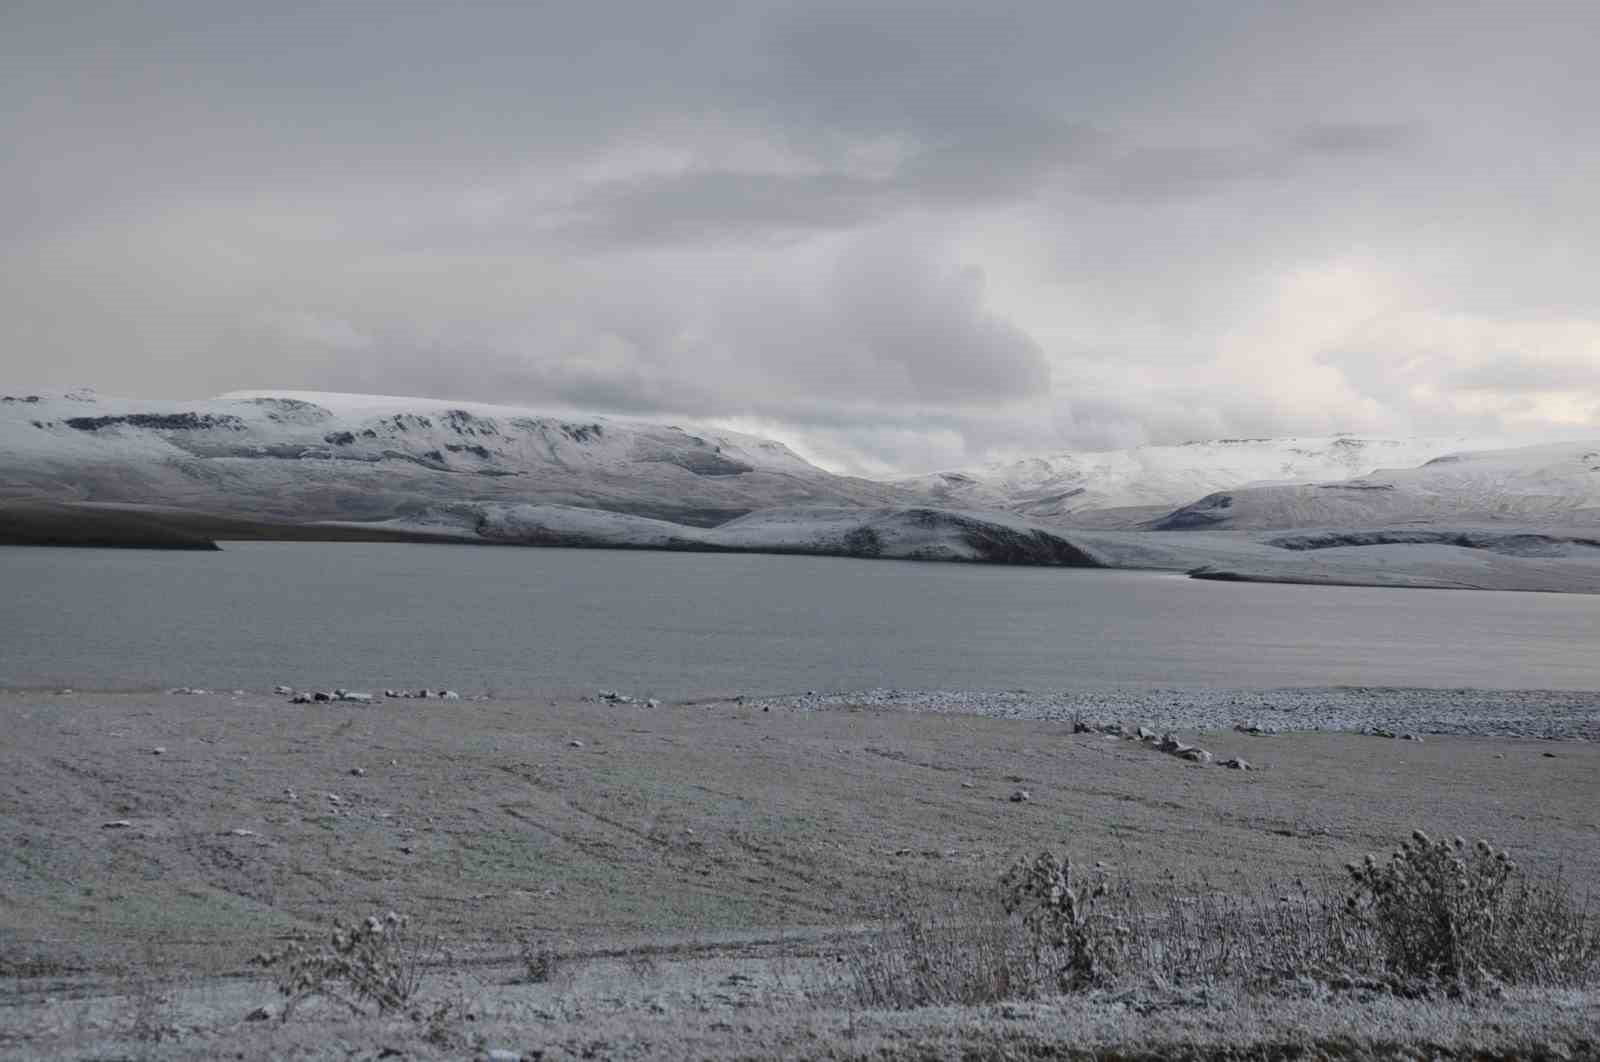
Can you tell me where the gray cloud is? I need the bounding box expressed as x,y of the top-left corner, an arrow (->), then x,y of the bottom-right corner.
4,1 -> 1599,476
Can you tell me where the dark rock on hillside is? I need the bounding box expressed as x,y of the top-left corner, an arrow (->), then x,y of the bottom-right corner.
63,412 -> 245,432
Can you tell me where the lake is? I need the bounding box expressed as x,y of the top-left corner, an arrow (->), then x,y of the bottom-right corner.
4,542 -> 1599,697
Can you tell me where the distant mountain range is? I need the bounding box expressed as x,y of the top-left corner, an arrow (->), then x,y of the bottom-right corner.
0,389 -> 913,527
1152,441 -> 1600,530
5,388 -> 1600,588
896,434 -> 1514,525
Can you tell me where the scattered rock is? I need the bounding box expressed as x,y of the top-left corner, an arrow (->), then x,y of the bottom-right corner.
960,781 -> 976,789
646,697 -> 661,709
312,691 -> 332,703
481,1050 -> 523,1062
1543,751 -> 1558,758
228,828 -> 256,837
1178,747 -> 1213,764
595,690 -> 635,705
1220,758 -> 1252,770
102,820 -> 133,829
1009,789 -> 1032,803
336,691 -> 372,704
439,689 -> 461,700
290,693 -> 313,704
1234,723 -> 1276,736
274,685 -> 293,695
567,739 -> 585,749
244,1006 -> 272,1022
326,793 -> 343,805
1136,726 -> 1158,741
350,767 -> 366,777
1401,733 -> 1423,742
169,687 -> 207,695
150,747 -> 166,756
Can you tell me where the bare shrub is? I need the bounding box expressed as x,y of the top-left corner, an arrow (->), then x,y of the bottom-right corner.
842,831 -> 1598,1009
252,911 -> 432,1018
1345,831 -> 1600,989
999,850 -> 1121,990
519,936 -> 559,984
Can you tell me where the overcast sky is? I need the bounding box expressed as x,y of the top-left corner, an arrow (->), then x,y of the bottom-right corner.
4,2 -> 1598,475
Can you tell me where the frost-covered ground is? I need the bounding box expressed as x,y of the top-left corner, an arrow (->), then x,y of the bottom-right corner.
732,686 -> 1600,741
3,689 -> 1598,1059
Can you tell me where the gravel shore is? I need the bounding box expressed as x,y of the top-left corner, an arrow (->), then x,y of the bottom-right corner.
736,685 -> 1600,741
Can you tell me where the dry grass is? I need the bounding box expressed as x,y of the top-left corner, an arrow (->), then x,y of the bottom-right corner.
841,830 -> 1600,1009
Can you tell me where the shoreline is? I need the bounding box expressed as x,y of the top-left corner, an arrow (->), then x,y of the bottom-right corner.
6,683 -> 1600,740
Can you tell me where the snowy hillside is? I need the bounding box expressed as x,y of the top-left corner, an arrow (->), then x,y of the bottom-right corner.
1152,441 -> 1600,531
359,503 -> 1099,565
898,435 -> 1509,523
0,389 -> 913,525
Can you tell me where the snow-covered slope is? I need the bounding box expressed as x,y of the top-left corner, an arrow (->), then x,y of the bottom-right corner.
352,502 -> 1600,589
356,503 -> 1099,565
0,389 -> 914,525
899,435 -> 1509,524
1152,441 -> 1600,531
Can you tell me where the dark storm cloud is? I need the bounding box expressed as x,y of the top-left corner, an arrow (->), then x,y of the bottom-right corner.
4,1 -> 1598,474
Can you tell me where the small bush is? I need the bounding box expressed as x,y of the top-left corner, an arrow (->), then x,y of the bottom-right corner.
1346,831 -> 1600,989
519,936 -> 559,984
253,911 -> 432,1018
999,850 -> 1120,991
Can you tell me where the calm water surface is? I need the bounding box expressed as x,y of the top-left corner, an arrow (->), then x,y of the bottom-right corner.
4,542 -> 1598,696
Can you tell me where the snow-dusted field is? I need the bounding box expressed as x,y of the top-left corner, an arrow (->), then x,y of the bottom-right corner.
3,688 -> 1597,1059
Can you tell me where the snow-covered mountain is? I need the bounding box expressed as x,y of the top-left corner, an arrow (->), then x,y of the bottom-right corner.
0,389 -> 914,525
1152,441 -> 1600,530
898,435 -> 1512,523
9,388 -> 1600,589
4,386 -> 1596,545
